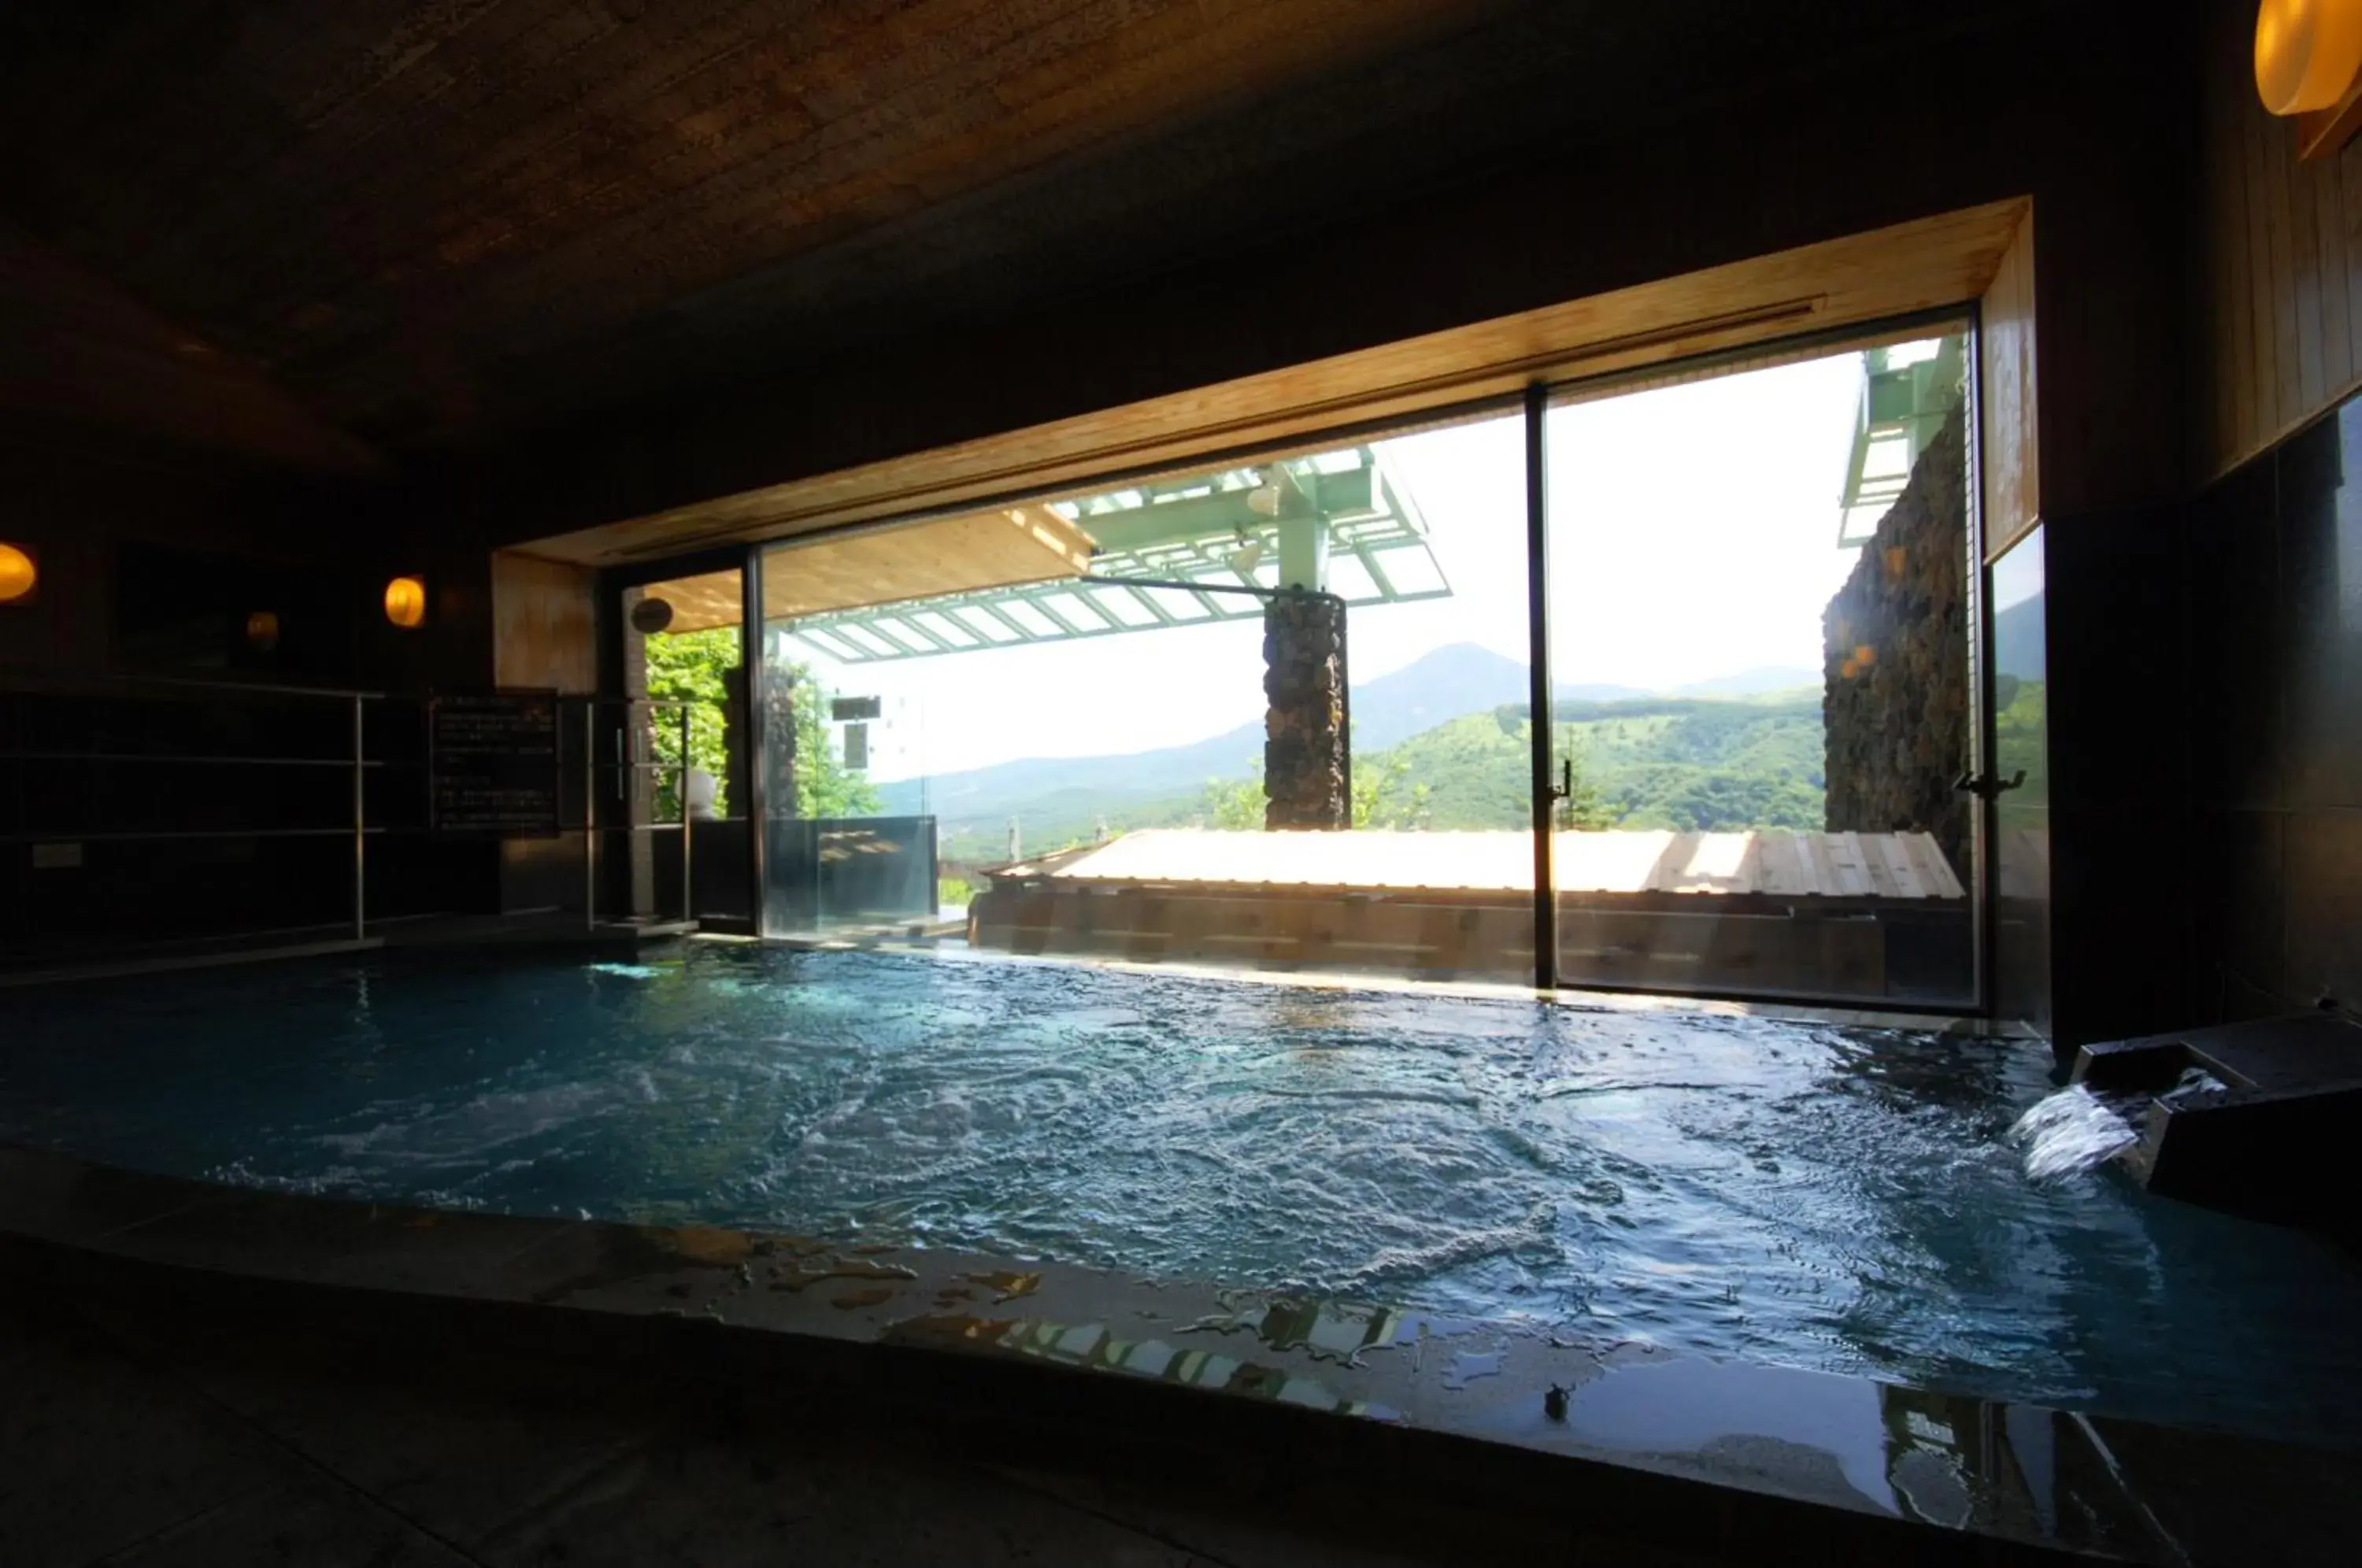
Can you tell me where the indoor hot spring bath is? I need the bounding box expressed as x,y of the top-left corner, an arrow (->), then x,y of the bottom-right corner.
5,942 -> 2360,1448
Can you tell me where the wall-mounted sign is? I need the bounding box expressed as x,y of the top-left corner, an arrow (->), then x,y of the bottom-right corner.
830,695 -> 883,721
430,692 -> 561,835
842,721 -> 870,771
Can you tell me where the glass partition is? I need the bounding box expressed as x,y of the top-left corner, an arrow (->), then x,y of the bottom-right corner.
1543,332 -> 1979,1005
614,568 -> 748,926
1988,529 -> 2049,1026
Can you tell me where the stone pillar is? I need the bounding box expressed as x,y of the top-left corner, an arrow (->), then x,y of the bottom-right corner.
1821,409 -> 1971,879
1262,592 -> 1349,830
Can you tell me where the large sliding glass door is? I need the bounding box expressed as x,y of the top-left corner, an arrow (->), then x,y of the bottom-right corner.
1540,328 -> 1981,1006
605,564 -> 750,930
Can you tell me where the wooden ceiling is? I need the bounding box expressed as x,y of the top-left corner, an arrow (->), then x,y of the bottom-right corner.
0,2 -> 2042,469
0,0 -> 1510,453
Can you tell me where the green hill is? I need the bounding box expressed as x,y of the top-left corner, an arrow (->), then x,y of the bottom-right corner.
938,691 -> 1826,860
1358,696 -> 1824,834
1555,694 -> 1825,831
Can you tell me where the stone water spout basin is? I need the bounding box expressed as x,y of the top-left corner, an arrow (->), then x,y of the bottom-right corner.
2071,1013 -> 2362,1230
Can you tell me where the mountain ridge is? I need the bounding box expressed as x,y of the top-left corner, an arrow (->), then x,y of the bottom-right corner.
883,643 -> 1822,834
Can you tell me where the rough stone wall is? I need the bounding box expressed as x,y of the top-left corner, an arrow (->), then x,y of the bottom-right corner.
1263,593 -> 1349,830
1823,410 -> 1971,880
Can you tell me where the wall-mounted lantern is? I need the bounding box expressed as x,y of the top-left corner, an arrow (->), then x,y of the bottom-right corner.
383,575 -> 427,630
0,542 -> 37,605
2257,0 -> 2362,113
243,610 -> 281,652
2258,0 -> 2362,157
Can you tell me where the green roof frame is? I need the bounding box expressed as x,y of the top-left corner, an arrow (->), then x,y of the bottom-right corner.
779,446 -> 1451,665
1837,336 -> 1967,548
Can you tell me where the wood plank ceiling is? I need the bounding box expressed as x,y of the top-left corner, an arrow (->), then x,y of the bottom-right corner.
0,0 -> 1510,453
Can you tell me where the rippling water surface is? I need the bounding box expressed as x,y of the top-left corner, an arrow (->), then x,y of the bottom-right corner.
6,945 -> 2360,1442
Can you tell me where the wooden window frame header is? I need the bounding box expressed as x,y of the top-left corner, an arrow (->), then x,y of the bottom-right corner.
516,198 -> 2034,568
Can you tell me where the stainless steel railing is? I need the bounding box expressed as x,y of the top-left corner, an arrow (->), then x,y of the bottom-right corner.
1,674 -> 729,948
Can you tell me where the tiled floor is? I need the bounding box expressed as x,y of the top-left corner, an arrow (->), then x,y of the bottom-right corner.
0,1295 -> 1542,1568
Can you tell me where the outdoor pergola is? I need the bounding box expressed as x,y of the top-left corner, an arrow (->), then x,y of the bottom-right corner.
777,446 -> 1451,664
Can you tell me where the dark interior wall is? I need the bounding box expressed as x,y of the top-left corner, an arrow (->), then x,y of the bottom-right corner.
2037,498 -> 2195,1044
2183,401 -> 2362,1023
2073,0 -> 2362,1041
0,419 -> 484,695
0,420 -> 500,951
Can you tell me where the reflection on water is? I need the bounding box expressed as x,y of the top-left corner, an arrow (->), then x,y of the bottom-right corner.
6,945 -> 2362,1441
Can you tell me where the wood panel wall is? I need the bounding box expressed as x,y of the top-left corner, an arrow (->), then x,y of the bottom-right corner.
491,550 -> 597,693
1979,210 -> 2040,561
2197,0 -> 2362,479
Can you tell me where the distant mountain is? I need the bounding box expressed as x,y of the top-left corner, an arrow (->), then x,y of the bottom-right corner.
887,642 -> 1830,856
1992,596 -> 2045,682
1353,642 -> 1530,749
888,642 -> 1536,827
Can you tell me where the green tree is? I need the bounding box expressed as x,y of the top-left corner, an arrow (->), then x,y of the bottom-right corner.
788,664 -> 883,819
640,627 -> 880,819
1198,749 -> 1431,830
1354,750 -> 1433,828
643,627 -> 738,819
1201,762 -> 1265,829
1196,727 -> 1598,832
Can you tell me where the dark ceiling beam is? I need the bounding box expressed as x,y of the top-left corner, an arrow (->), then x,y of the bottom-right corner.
0,222 -> 382,475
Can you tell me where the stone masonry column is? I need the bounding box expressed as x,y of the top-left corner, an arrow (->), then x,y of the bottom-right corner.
1262,591 -> 1349,830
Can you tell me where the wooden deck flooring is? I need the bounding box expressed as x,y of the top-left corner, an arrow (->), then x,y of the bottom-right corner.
998,828 -> 1966,903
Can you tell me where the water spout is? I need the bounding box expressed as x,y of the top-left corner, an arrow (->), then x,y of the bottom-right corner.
2012,1068 -> 2230,1181
2011,1085 -> 2138,1180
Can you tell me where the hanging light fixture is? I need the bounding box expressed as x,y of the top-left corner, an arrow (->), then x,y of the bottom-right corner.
383,575 -> 427,629
1225,527 -> 1265,575
0,542 -> 35,605
2256,0 -> 2362,115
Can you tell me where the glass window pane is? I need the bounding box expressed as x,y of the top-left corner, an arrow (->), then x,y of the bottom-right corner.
1545,327 -> 1977,1006
620,570 -> 747,927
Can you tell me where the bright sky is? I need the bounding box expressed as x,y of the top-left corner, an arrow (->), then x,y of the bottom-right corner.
776,349 -> 1886,782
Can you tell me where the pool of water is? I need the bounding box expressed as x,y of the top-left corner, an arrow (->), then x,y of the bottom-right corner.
6,945 -> 2360,1444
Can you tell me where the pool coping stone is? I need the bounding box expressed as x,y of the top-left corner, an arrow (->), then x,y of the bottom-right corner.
9,1144 -> 2351,1563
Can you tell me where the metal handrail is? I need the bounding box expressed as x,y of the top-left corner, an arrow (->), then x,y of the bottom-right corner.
6,672 -> 393,942
3,679 -> 738,945
568,693 -> 727,933
0,827 -> 391,843
0,752 -> 409,767
0,670 -> 390,702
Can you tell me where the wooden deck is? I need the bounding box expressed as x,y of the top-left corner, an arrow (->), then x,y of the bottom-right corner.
996,828 -> 1966,903
972,828 -> 1971,1002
